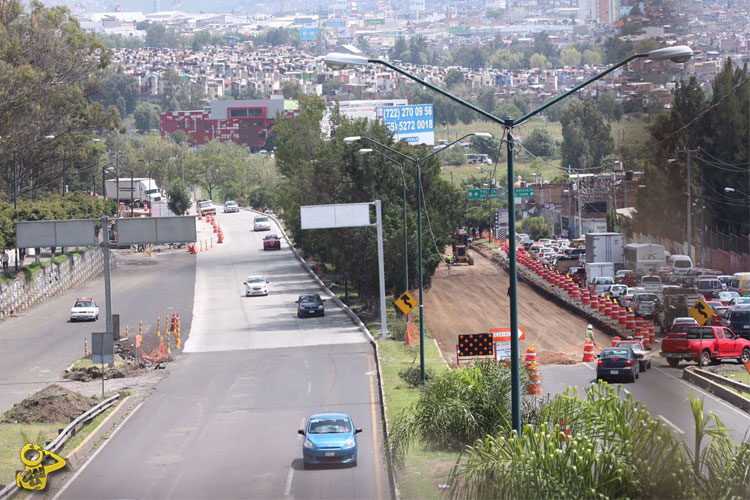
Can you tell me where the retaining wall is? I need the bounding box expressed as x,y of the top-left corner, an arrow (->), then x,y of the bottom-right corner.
0,248 -> 108,321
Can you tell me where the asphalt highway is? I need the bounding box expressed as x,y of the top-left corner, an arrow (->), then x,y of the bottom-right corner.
55,210 -> 389,499
542,356 -> 750,444
0,249 -> 195,413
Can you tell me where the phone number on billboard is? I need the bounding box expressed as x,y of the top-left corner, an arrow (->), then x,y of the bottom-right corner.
386,119 -> 434,133
383,105 -> 433,120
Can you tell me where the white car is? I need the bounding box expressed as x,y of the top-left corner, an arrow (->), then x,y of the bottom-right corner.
70,298 -> 99,322
245,276 -> 269,296
253,215 -> 271,231
224,200 -> 239,213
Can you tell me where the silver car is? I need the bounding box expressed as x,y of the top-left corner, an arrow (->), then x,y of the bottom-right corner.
253,216 -> 271,231
244,276 -> 269,296
224,200 -> 239,213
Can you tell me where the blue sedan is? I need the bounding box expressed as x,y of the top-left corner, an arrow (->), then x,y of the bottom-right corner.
596,347 -> 639,383
298,413 -> 361,468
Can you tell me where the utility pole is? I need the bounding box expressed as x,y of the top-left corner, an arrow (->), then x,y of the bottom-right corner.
62,149 -> 67,196
672,148 -> 699,257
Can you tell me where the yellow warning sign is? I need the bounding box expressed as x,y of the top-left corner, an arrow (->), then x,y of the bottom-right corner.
688,298 -> 715,326
394,291 -> 418,315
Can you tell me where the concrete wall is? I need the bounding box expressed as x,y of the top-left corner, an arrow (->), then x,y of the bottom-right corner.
0,248 -> 107,321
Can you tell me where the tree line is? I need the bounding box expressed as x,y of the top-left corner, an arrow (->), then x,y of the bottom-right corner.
273,96 -> 463,306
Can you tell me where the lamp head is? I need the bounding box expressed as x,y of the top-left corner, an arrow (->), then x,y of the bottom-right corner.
324,52 -> 369,70
358,148 -> 373,155
44,135 -> 55,140
724,187 -> 735,193
343,136 -> 361,143
474,132 -> 493,139
647,45 -> 693,63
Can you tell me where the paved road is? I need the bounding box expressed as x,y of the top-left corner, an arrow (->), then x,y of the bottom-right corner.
542,357 -> 750,444
56,210 -> 389,499
0,249 -> 195,413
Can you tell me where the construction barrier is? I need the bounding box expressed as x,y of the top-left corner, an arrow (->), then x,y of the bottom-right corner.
612,335 -> 621,347
582,340 -> 595,362
527,361 -> 542,395
525,344 -> 537,371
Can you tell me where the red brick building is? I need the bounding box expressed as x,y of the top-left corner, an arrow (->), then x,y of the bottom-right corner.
160,98 -> 298,150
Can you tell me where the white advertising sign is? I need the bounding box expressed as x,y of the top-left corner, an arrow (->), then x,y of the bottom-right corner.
300,203 -> 372,229
382,104 -> 435,145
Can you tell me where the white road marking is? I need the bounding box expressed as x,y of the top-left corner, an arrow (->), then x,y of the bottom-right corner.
52,402 -> 145,500
658,415 -> 686,435
654,366 -> 750,419
583,362 -> 595,370
307,381 -> 312,395
283,467 -> 294,497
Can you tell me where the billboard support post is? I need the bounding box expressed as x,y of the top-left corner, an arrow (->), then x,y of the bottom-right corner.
374,200 -> 388,337
101,216 -> 114,340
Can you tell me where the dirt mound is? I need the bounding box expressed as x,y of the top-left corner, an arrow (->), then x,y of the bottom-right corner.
424,247 -> 591,366
1,385 -> 97,424
64,360 -> 145,382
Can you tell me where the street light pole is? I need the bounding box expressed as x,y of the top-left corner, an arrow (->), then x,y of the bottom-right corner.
346,132 -> 490,384
359,148 -> 409,292
327,43 -> 693,434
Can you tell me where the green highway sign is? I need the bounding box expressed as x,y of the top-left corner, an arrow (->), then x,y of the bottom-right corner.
468,188 -> 501,200
513,187 -> 535,198
467,187 -> 535,200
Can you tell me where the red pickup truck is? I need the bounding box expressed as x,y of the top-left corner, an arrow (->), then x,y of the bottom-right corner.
660,325 -> 750,367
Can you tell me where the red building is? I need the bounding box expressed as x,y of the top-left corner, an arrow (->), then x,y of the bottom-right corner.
160,98 -> 298,150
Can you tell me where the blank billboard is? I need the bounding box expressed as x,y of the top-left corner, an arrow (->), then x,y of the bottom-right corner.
16,219 -> 98,248
115,216 -> 197,245
300,203 -> 372,229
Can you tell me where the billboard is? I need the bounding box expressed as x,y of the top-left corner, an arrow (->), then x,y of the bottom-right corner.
300,203 -> 372,229
300,27 -> 318,41
115,216 -> 197,245
16,219 -> 98,248
382,104 -> 435,145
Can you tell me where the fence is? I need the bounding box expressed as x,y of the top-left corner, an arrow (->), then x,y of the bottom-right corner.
0,247 -> 108,321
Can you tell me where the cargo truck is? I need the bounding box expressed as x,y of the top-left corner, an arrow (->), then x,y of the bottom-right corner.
105,178 -> 164,203
624,243 -> 666,273
585,233 -> 624,267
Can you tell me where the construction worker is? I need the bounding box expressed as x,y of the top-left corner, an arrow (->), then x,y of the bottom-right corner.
585,324 -> 597,346
445,253 -> 452,274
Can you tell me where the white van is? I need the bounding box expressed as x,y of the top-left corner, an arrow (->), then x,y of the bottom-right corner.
668,254 -> 693,275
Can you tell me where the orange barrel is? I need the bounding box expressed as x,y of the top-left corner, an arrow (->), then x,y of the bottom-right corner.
582,340 -> 595,362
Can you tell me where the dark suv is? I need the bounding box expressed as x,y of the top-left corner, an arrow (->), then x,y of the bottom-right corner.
296,294 -> 325,318
725,308 -> 750,339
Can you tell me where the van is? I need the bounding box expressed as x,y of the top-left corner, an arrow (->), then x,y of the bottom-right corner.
730,272 -> 750,296
668,254 -> 693,275
696,277 -> 722,300
726,308 -> 750,339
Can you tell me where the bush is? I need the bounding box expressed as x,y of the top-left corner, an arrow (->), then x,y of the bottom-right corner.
389,318 -> 407,341
388,360 -> 529,463
398,365 -> 434,387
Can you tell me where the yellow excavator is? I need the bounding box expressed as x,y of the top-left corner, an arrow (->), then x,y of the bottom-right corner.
451,229 -> 474,265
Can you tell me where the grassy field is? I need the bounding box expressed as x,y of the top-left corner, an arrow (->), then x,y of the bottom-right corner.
723,370 -> 750,386
0,423 -> 63,487
377,328 -> 458,499
438,115 -> 651,187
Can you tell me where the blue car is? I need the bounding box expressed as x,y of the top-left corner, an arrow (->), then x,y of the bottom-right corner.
298,413 -> 361,468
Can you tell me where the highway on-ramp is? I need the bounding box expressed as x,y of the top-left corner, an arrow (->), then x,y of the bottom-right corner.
56,210 -> 390,499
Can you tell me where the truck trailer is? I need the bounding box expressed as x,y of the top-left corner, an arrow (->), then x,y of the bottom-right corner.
105,178 -> 164,203
585,232 -> 624,267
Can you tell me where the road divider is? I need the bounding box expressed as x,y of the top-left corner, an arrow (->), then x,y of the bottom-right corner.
682,366 -> 750,413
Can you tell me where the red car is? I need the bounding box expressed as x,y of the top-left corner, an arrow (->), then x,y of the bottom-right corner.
661,325 -> 750,367
263,234 -> 281,250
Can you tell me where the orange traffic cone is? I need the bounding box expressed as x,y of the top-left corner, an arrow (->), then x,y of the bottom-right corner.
527,361 -> 542,395
525,344 -> 537,371
582,340 -> 595,362
156,316 -> 161,337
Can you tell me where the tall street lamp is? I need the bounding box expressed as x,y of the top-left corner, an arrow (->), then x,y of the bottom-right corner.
344,132 -> 492,384
357,147 -> 410,293
327,44 -> 693,433
725,187 -> 750,245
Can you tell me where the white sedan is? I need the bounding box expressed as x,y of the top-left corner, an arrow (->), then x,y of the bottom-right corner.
70,298 -> 99,322
245,276 -> 269,296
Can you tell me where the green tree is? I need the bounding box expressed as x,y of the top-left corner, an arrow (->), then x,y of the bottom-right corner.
533,31 -> 557,60
167,180 -> 191,215
596,93 -> 624,121
560,47 -> 582,67
453,46 -> 486,70
583,49 -> 603,66
282,81 -> 303,99
477,87 -> 496,114
523,129 -> 557,157
560,99 -> 614,172
92,69 -> 140,117
529,53 -> 550,70
444,69 -> 464,88
133,103 -> 161,134
520,216 -> 551,240
0,0 -> 119,200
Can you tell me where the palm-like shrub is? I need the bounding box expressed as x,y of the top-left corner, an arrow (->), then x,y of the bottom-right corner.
449,382 -> 695,499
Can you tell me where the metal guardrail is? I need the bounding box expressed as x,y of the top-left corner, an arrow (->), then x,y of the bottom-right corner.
0,394 -> 120,500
